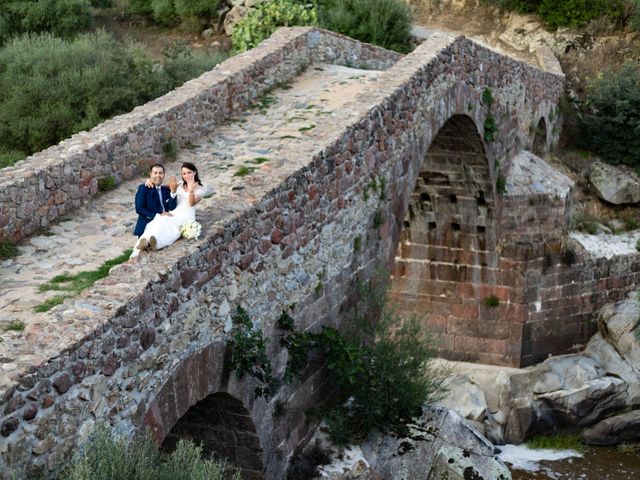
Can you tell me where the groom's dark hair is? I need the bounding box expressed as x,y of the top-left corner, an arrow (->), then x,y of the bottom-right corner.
149,163 -> 165,172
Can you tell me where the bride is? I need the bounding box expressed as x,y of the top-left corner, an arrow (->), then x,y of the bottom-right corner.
130,162 -> 209,258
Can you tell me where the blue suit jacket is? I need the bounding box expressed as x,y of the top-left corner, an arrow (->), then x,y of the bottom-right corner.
133,184 -> 177,236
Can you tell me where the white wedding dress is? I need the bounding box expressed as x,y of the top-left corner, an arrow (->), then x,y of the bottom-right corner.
133,185 -> 207,255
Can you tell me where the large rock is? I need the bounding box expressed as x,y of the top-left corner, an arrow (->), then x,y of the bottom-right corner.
538,376 -> 628,427
596,292 -> 640,371
223,5 -> 249,36
589,162 -> 640,205
359,405 -> 510,480
581,410 -> 640,445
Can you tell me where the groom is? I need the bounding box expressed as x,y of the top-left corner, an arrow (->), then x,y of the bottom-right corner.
133,163 -> 178,241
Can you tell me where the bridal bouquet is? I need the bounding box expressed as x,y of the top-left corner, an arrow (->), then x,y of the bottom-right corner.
180,221 -> 202,240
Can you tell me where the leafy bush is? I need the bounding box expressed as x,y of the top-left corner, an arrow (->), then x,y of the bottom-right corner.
127,0 -> 220,29
278,310 -> 445,445
580,62 -> 640,166
318,0 -> 412,53
537,0 -> 625,29
0,0 -> 93,43
0,31 -> 223,167
231,0 -> 317,52
60,427 -> 239,480
481,0 -> 625,29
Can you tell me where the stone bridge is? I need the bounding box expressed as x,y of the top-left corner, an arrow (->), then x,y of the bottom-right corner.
1,26 -> 638,479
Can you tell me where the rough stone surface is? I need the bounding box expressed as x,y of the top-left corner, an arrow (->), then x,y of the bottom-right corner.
438,290 -> 640,444
589,162 -> 640,205
581,410 -> 640,445
0,26 -> 570,479
359,406 -> 510,480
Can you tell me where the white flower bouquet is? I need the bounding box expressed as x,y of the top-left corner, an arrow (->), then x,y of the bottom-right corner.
180,221 -> 202,240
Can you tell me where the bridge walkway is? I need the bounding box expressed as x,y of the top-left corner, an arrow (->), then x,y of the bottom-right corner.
0,64 -> 382,358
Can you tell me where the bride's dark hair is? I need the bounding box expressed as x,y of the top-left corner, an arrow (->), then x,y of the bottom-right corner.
181,162 -> 202,187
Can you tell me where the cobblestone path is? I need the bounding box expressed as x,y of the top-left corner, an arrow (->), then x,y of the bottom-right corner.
0,64 -> 383,355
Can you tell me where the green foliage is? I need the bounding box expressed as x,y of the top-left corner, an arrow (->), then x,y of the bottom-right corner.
580,62 -> 640,166
34,294 -> 71,312
483,116 -> 498,142
484,295 -> 500,307
537,0 -> 625,30
496,175 -> 507,194
572,211 -> 600,234
231,0 -> 317,52
233,165 -> 255,177
318,0 -> 412,53
480,0 -> 539,13
39,249 -> 133,294
126,0 -> 220,28
0,241 -> 18,259
482,88 -> 494,107
480,0 -> 625,29
0,149 -> 25,167
526,433 -> 587,453
279,310 -> 444,445
0,31 -> 224,167
174,0 -> 219,18
353,235 -> 361,252
97,176 -> 116,192
372,210 -> 384,228
636,239 -> 640,252
4,320 -> 25,332
60,426 -> 239,480
0,0 -> 93,43
228,306 -> 274,398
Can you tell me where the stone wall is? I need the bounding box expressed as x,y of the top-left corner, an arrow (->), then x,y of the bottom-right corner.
0,30 -> 567,478
0,28 -> 400,242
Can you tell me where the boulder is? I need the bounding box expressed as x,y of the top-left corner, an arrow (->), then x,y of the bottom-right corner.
538,376 -> 628,427
359,406 -> 511,480
504,399 -> 555,444
589,162 -> 640,205
223,6 -> 249,36
438,374 -> 489,422
581,410 -> 640,445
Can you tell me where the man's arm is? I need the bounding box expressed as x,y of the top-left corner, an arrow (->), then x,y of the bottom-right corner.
165,187 -> 177,211
135,185 -> 158,220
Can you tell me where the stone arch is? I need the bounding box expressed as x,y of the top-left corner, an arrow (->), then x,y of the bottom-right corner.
390,114 -> 504,363
142,343 -> 265,479
532,117 -> 547,157
162,392 -> 263,480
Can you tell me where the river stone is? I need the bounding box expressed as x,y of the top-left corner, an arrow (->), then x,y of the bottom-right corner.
581,410 -> 640,445
538,376 -> 628,427
438,374 -> 489,422
589,162 -> 640,205
359,405 -> 510,480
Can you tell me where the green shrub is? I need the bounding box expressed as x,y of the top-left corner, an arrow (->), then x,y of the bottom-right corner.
571,211 -> 600,234
481,0 -> 626,29
580,62 -> 640,166
231,0 -> 317,52
279,310 -> 445,445
0,0 -> 93,43
0,31 -> 223,167
0,150 -> 25,168
0,241 -> 18,259
174,0 -> 219,19
318,0 -> 412,53
228,306 -> 274,398
537,0 -> 625,29
60,427 -> 239,480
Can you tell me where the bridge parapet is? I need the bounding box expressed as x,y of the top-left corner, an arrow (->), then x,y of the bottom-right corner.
0,29 -> 568,478
0,27 -> 400,242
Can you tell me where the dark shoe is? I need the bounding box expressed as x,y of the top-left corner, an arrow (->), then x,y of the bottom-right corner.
149,236 -> 157,250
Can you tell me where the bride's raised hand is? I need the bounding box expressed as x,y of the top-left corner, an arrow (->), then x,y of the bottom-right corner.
185,172 -> 197,193
144,178 -> 154,188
